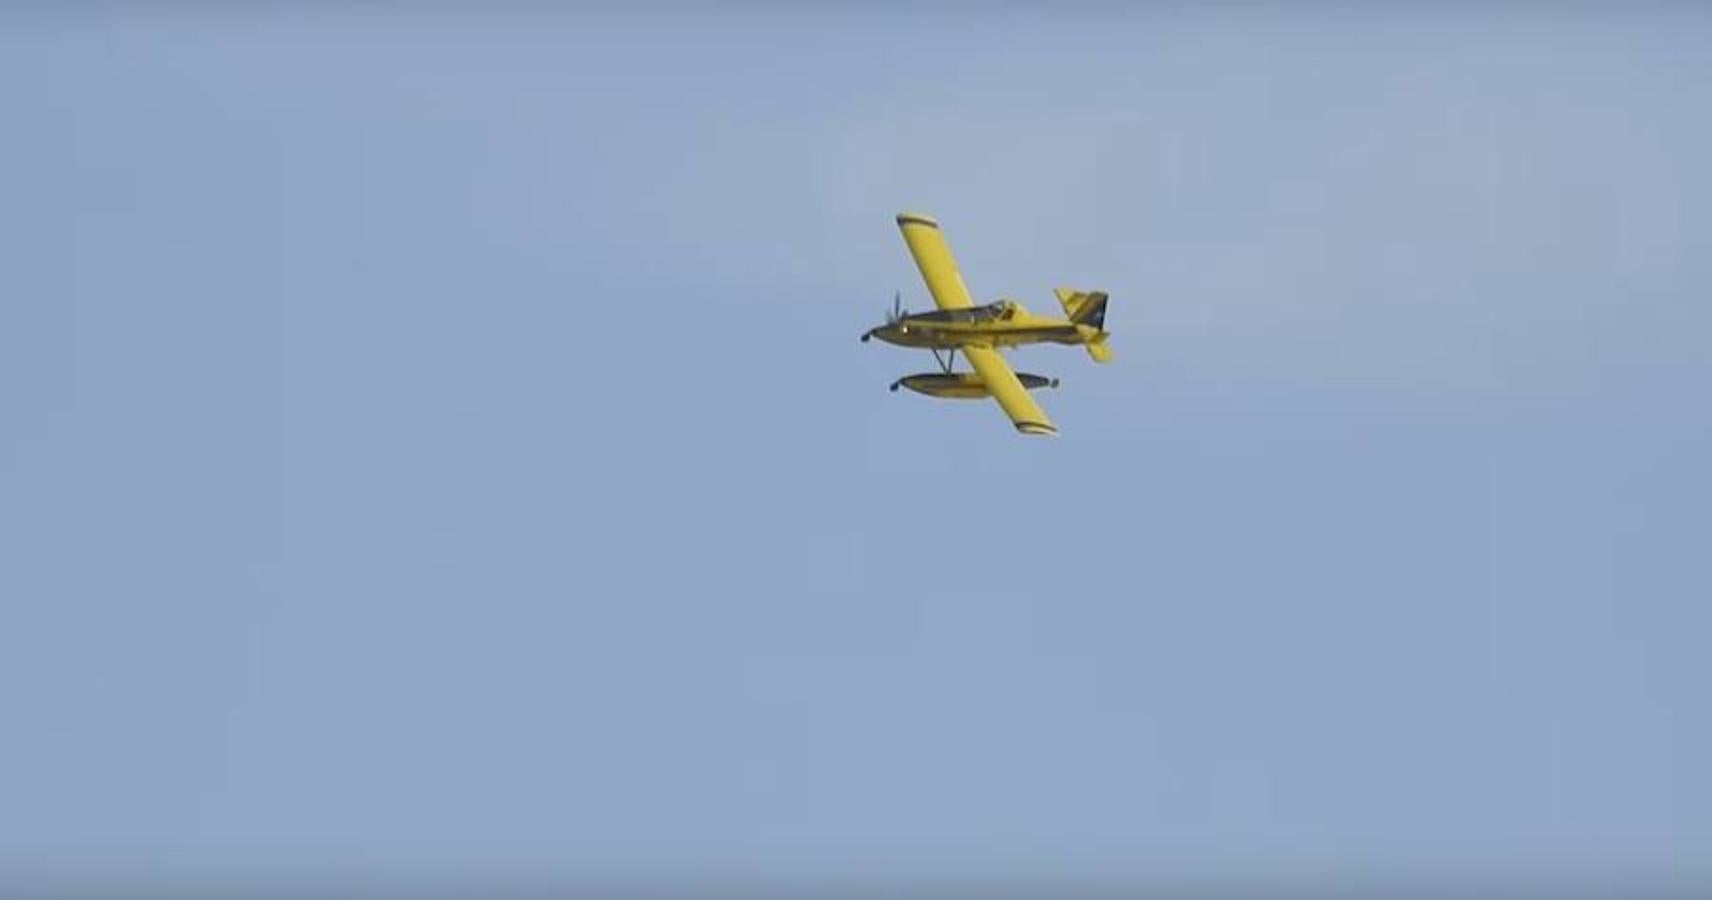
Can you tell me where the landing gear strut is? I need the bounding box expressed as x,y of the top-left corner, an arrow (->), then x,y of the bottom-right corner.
892,348 -> 957,392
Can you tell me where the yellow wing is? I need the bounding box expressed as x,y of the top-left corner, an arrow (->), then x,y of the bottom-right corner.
896,212 -> 974,311
963,344 -> 1058,437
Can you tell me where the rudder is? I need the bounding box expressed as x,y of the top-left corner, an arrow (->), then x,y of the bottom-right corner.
1055,288 -> 1113,362
1054,288 -> 1109,330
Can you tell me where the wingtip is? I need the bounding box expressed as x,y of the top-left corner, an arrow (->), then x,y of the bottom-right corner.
895,212 -> 940,229
1016,422 -> 1060,437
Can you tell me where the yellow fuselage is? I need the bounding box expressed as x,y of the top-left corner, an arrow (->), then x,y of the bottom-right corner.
862,300 -> 1101,351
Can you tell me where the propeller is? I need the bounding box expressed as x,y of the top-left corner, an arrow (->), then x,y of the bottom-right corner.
863,290 -> 906,343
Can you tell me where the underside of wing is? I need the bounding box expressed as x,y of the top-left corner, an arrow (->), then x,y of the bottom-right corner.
896,212 -> 974,311
962,344 -> 1058,437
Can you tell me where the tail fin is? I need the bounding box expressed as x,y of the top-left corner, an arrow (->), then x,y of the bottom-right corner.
1055,288 -> 1109,329
1055,288 -> 1113,362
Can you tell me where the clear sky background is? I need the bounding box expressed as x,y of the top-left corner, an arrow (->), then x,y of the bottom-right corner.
2,4 -> 1709,896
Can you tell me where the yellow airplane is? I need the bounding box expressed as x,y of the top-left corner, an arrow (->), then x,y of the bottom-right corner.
862,212 -> 1112,436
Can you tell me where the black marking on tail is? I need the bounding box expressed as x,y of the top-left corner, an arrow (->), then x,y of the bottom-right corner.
1075,292 -> 1109,330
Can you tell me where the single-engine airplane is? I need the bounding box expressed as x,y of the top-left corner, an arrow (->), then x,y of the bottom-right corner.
862,212 -> 1112,436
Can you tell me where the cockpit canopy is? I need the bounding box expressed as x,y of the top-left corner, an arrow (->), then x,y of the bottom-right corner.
960,301 -> 1016,322
909,299 -> 1019,325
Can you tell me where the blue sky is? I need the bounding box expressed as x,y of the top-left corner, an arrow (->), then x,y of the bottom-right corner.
2,5 -> 1709,895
